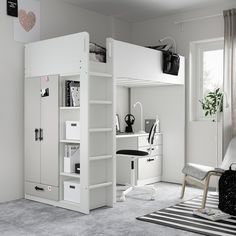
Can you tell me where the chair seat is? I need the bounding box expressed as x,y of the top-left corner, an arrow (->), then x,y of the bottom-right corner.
182,163 -> 216,180
116,149 -> 149,156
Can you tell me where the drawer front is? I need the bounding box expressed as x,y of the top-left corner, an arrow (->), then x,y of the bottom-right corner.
25,181 -> 59,201
139,145 -> 163,156
138,156 -> 162,180
138,134 -> 162,147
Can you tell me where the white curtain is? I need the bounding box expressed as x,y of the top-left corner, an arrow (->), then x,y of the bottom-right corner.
223,9 -> 236,154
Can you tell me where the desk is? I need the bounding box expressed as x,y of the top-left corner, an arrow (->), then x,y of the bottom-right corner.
116,133 -> 163,186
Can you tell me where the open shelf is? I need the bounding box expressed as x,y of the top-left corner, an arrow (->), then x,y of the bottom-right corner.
60,139 -> 80,144
89,72 -> 112,78
89,128 -> 113,133
89,182 -> 113,190
89,155 -> 113,161
60,172 -> 80,178
89,100 -> 112,105
60,107 -> 80,110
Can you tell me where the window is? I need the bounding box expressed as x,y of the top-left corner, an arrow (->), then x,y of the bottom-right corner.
190,38 -> 224,120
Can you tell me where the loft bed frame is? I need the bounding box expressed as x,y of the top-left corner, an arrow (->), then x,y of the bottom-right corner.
24,32 -> 185,214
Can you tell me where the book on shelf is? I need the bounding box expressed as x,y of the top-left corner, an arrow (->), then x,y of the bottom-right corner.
64,144 -> 80,158
193,208 -> 231,221
65,80 -> 80,107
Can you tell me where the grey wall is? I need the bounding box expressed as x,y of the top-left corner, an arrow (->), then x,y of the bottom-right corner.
0,0 -> 131,202
131,2 -> 236,174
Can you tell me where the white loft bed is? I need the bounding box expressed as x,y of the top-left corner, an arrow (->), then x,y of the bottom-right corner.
24,32 -> 185,214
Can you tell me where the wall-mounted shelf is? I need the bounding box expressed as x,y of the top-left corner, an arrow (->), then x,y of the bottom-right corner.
60,172 -> 80,178
89,128 -> 113,133
60,139 -> 80,144
60,107 -> 80,110
89,100 -> 112,105
89,155 -> 113,161
89,182 -> 113,190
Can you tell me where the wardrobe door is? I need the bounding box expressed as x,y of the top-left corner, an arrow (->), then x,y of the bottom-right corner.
40,75 -> 59,187
25,78 -> 41,183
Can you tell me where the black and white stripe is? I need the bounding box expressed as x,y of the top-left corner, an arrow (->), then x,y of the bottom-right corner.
137,194 -> 236,236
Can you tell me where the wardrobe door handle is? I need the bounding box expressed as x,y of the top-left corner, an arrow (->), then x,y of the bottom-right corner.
34,129 -> 39,141
35,186 -> 44,191
147,158 -> 155,162
39,128 -> 43,141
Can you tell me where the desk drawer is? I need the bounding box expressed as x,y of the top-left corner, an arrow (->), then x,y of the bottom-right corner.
25,181 -> 59,201
138,134 -> 162,147
139,145 -> 163,156
138,156 -> 162,181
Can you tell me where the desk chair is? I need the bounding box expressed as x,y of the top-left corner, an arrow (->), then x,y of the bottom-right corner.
181,136 -> 236,209
116,122 -> 158,201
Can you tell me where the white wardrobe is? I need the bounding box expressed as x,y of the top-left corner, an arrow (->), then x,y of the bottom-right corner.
25,75 -> 59,200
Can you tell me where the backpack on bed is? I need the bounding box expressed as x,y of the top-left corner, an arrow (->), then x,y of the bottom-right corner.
218,163 -> 236,216
162,51 -> 180,76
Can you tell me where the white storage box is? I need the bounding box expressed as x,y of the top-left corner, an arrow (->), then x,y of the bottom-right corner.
66,121 -> 80,140
64,180 -> 80,203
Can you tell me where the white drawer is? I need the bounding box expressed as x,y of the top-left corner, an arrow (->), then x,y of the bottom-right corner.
25,181 -> 59,201
138,156 -> 162,181
139,145 -> 163,156
138,134 -> 162,147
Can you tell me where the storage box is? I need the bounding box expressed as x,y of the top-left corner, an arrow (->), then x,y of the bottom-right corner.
64,180 -> 80,203
66,121 -> 80,140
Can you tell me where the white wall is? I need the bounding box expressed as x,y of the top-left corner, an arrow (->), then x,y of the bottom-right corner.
116,86 -> 129,132
131,2 -> 236,175
0,0 -> 131,202
0,1 -> 24,202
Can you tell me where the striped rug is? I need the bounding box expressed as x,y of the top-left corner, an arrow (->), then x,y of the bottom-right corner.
137,194 -> 236,236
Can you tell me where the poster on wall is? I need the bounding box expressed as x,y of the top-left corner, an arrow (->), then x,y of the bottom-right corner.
14,0 -> 40,43
7,0 -> 18,17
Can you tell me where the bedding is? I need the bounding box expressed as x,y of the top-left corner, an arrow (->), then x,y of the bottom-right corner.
89,42 -> 106,63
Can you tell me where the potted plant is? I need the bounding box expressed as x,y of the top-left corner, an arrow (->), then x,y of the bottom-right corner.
199,88 -> 223,120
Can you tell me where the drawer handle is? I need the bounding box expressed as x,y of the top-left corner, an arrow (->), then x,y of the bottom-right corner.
35,186 -> 44,191
147,158 -> 155,162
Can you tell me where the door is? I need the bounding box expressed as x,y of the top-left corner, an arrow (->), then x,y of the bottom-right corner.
25,78 -> 41,183
40,75 -> 59,187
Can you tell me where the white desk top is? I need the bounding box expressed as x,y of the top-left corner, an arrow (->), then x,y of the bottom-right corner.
116,132 -> 162,139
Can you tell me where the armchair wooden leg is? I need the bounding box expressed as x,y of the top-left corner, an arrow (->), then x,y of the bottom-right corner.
201,175 -> 211,209
180,175 -> 187,199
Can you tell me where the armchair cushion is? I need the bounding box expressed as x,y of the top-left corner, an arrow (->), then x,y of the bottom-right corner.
182,163 -> 215,180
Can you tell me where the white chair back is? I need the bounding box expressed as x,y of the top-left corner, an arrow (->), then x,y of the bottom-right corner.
147,121 -> 158,155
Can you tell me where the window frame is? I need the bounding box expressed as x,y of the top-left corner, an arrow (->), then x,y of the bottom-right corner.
189,38 -> 224,121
